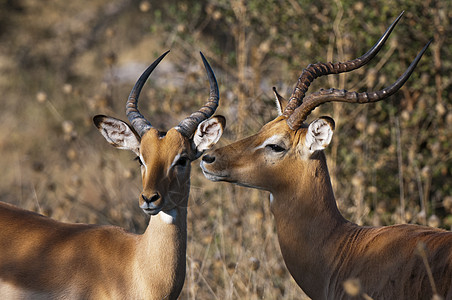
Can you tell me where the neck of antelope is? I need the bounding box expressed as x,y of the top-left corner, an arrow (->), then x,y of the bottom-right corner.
270,153 -> 349,299
136,204 -> 188,299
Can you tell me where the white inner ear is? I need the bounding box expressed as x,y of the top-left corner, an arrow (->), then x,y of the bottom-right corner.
275,96 -> 283,116
193,117 -> 224,153
273,87 -> 287,116
305,118 -> 334,153
97,117 -> 141,155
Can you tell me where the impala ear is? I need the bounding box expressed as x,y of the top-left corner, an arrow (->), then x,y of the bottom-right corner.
273,87 -> 287,116
305,116 -> 335,153
93,115 -> 141,155
193,116 -> 226,155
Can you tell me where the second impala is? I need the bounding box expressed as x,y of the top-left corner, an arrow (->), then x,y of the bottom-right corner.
201,13 -> 452,300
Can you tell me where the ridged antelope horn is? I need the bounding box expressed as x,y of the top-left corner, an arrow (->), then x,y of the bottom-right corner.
287,40 -> 431,129
126,50 -> 170,137
282,11 -> 405,119
176,52 -> 219,138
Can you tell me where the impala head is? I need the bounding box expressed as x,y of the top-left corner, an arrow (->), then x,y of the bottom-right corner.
94,51 -> 225,217
201,12 -> 430,198
201,113 -> 335,197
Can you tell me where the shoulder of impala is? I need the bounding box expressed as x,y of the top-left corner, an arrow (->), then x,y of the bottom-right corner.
0,51 -> 225,299
201,12 -> 452,300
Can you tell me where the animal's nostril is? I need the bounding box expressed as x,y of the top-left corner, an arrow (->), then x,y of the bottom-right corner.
202,154 -> 215,164
142,193 -> 160,204
149,193 -> 160,202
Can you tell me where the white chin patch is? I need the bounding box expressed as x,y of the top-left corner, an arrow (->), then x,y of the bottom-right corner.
159,209 -> 177,224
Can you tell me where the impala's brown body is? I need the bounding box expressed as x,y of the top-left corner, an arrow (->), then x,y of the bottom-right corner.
0,51 -> 225,299
201,13 -> 452,299
0,200 -> 186,299
204,117 -> 452,299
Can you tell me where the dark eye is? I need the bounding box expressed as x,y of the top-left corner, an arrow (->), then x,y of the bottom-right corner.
175,157 -> 190,167
266,144 -> 285,152
134,156 -> 144,166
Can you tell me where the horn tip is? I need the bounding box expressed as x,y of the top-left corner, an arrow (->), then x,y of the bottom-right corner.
199,51 -> 209,64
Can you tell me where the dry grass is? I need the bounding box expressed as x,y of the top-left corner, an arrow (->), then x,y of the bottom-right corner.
0,1 -> 450,299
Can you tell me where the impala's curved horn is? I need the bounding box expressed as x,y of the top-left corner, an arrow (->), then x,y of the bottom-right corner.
126,51 -> 170,137
283,11 -> 405,118
176,52 -> 219,138
287,40 -> 431,129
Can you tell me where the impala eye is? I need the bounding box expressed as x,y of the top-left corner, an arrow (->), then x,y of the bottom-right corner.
175,156 -> 190,167
266,144 -> 286,153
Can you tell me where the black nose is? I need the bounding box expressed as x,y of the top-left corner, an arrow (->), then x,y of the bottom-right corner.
142,193 -> 160,204
202,154 -> 215,164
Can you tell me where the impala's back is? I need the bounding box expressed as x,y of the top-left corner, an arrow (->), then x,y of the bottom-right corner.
0,202 -> 136,298
328,223 -> 452,299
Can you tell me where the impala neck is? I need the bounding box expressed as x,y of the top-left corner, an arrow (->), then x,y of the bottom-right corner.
137,205 -> 188,299
270,152 -> 349,298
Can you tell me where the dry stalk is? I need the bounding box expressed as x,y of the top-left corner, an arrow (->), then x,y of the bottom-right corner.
416,242 -> 439,297
395,116 -> 406,223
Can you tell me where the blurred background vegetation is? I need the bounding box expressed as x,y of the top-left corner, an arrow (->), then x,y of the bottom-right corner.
0,0 -> 450,299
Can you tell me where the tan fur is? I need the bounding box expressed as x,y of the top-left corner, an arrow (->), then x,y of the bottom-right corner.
0,201 -> 186,299
201,116 -> 452,300
0,127 -> 201,299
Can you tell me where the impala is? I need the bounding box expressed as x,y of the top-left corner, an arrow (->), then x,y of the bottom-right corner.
0,51 -> 225,299
201,13 -> 452,299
